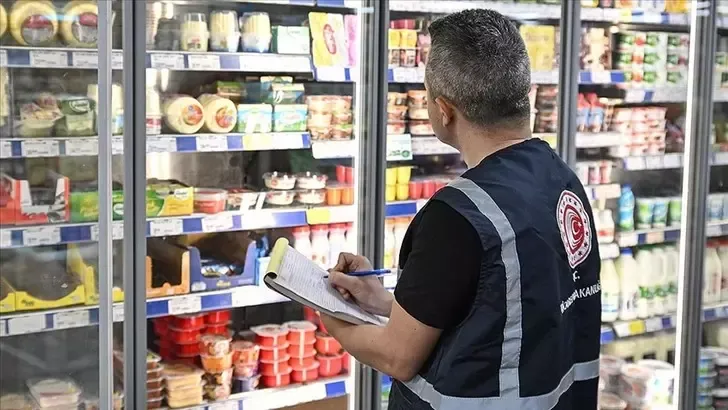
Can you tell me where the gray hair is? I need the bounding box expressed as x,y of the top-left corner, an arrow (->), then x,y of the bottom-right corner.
426,9 -> 532,128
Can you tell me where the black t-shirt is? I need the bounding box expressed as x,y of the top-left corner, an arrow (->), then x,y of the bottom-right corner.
394,199 -> 481,330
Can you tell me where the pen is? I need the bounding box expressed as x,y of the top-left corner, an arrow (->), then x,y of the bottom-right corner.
323,269 -> 392,279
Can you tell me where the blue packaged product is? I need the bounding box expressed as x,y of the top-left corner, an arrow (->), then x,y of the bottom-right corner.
618,185 -> 635,231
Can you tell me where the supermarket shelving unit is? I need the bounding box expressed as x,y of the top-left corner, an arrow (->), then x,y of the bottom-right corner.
0,0 -> 726,409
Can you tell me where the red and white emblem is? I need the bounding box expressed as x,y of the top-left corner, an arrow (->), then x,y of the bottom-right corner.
557,190 -> 592,269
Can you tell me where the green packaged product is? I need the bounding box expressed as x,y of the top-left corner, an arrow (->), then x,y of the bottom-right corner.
635,198 -> 654,229
55,96 -> 96,137
70,190 -> 125,222
273,104 -> 308,132
237,104 -> 273,133
262,83 -> 305,105
271,26 -> 311,55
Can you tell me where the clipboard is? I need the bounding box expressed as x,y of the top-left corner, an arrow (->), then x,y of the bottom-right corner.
263,238 -> 385,326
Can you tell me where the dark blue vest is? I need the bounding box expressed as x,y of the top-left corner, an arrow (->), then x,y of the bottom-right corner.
389,140 -> 601,410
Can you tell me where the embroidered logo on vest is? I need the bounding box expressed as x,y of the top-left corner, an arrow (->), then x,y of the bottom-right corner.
557,190 -> 592,269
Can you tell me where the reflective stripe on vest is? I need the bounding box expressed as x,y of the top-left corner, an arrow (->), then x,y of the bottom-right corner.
401,177 -> 599,409
402,358 -> 600,410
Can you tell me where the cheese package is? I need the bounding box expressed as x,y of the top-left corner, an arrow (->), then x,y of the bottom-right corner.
163,95 -> 205,134
520,25 -> 556,72
61,1 -> 98,48
10,0 -> 59,46
198,94 -> 237,133
308,12 -> 347,67
0,3 -> 7,39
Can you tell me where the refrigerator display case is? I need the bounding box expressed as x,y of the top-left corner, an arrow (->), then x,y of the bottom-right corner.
0,0 -> 727,409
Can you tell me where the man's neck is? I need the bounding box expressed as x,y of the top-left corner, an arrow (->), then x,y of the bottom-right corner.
458,125 -> 531,168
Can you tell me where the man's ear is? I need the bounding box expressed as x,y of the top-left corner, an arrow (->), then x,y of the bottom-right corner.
434,96 -> 455,127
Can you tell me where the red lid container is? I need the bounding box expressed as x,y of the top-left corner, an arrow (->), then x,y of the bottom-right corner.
315,333 -> 342,355
153,319 -> 169,336
259,343 -> 290,362
172,341 -> 201,357
259,358 -> 291,376
203,322 -> 231,336
284,321 -> 317,345
205,310 -> 231,325
291,362 -> 320,383
170,314 -> 206,329
289,354 -> 316,368
251,324 -> 289,347
287,342 -> 316,359
261,368 -> 292,388
342,351 -> 350,372
317,353 -> 343,377
168,327 -> 203,344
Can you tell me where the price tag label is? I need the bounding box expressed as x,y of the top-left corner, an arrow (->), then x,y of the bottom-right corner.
112,51 -> 124,70
242,133 -> 273,151
22,140 -> 60,157
278,56 -> 313,73
306,208 -> 332,225
311,140 -> 356,159
65,138 -> 98,156
646,231 -> 665,244
269,132 -> 306,150
197,135 -> 228,152
706,224 -> 722,237
663,153 -> 682,168
624,157 -> 646,170
0,229 -> 11,248
208,402 -> 238,410
54,310 -> 91,330
628,320 -> 645,335
591,71 -> 613,84
617,233 -> 638,247
112,136 -> 124,155
593,184 -> 620,200
313,66 -> 346,82
8,315 -> 45,335
168,295 -> 201,315
386,134 -> 413,161
705,308 -> 718,320
113,304 -> 124,322
30,50 -> 68,67
0,320 -> 7,337
624,89 -> 647,103
0,50 -> 7,67
149,218 -> 184,237
112,221 -> 124,240
581,7 -> 604,21
715,152 -> 728,165
201,214 -> 233,232
147,137 -> 177,153
188,54 -> 220,70
23,226 -> 61,247
150,53 -> 185,70
644,317 -> 663,333
0,140 -> 12,158
72,51 -> 98,68
645,156 -> 663,169
642,12 -> 662,24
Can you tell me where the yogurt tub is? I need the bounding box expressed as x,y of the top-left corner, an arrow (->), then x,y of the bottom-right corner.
199,334 -> 232,356
296,172 -> 327,190
698,372 -> 717,393
316,332 -> 342,355
636,360 -> 674,405
252,324 -> 289,347
193,188 -> 228,214
170,314 -> 206,329
296,189 -> 326,205
600,355 -> 625,393
291,361 -> 320,383
289,354 -> 316,368
260,358 -> 291,376
287,342 -> 316,358
265,190 -> 295,206
259,343 -> 290,361
598,392 -> 627,410
168,327 -> 202,344
232,340 -> 260,364
618,363 -> 654,406
261,368 -> 292,388
716,355 -> 728,387
701,351 -> 719,375
285,321 -> 317,345
204,368 -> 233,385
263,172 -> 296,190
233,374 -> 261,393
317,353 -> 344,377
204,383 -> 231,401
234,362 -> 259,378
201,352 -> 233,373
714,388 -> 728,409
698,392 -> 713,408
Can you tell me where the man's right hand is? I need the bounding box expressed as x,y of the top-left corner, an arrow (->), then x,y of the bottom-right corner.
327,253 -> 394,317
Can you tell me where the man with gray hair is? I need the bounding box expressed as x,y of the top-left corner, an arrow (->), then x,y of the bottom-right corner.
321,9 -> 601,409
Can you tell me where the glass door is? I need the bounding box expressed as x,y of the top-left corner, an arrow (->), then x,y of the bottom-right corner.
128,0 -> 371,408
0,0 -> 121,408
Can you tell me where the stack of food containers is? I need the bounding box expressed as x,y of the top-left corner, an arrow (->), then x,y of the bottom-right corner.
286,321 -> 320,384
253,324 -> 292,387
609,107 -> 667,157
316,332 -> 345,378
162,363 -> 204,408
159,314 -> 206,365
146,352 -> 165,409
199,333 -> 233,401
26,378 -> 82,409
231,340 -> 261,392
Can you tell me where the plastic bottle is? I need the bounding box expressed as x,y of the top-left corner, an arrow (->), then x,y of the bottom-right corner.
292,226 -> 312,260
599,209 -> 615,243
310,225 -> 330,270
717,240 -> 728,301
344,222 -> 357,255
705,242 -> 723,305
601,258 -> 620,322
384,219 -> 396,269
393,217 -> 410,268
328,224 -> 347,269
618,185 -> 635,232
616,248 -> 639,321
634,248 -> 654,318
663,245 -> 679,312
650,247 -> 667,316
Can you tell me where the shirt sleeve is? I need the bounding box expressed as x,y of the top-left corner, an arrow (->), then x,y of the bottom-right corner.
394,200 -> 482,330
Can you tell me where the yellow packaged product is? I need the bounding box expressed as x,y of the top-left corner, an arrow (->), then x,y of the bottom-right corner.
520,25 -> 556,72
308,12 -> 347,67
198,94 -> 237,133
163,95 -> 205,134
60,1 -> 97,47
0,3 -> 7,38
9,0 -> 58,46
388,28 -> 400,49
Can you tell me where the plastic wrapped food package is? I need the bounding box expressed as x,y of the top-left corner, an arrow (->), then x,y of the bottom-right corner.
204,367 -> 234,386
181,13 -> 208,51
226,189 -> 259,211
201,352 -> 234,373
193,188 -> 228,214
27,378 -> 82,408
240,12 -> 271,53
265,190 -> 295,206
210,10 -> 240,52
0,393 -> 33,410
296,189 -> 326,205
162,362 -> 204,390
232,340 -> 260,363
263,172 -> 296,190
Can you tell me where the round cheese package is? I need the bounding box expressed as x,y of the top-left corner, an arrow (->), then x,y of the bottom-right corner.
9,0 -> 58,46
198,94 -> 237,133
163,95 -> 205,134
0,3 -> 8,39
61,0 -> 98,48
